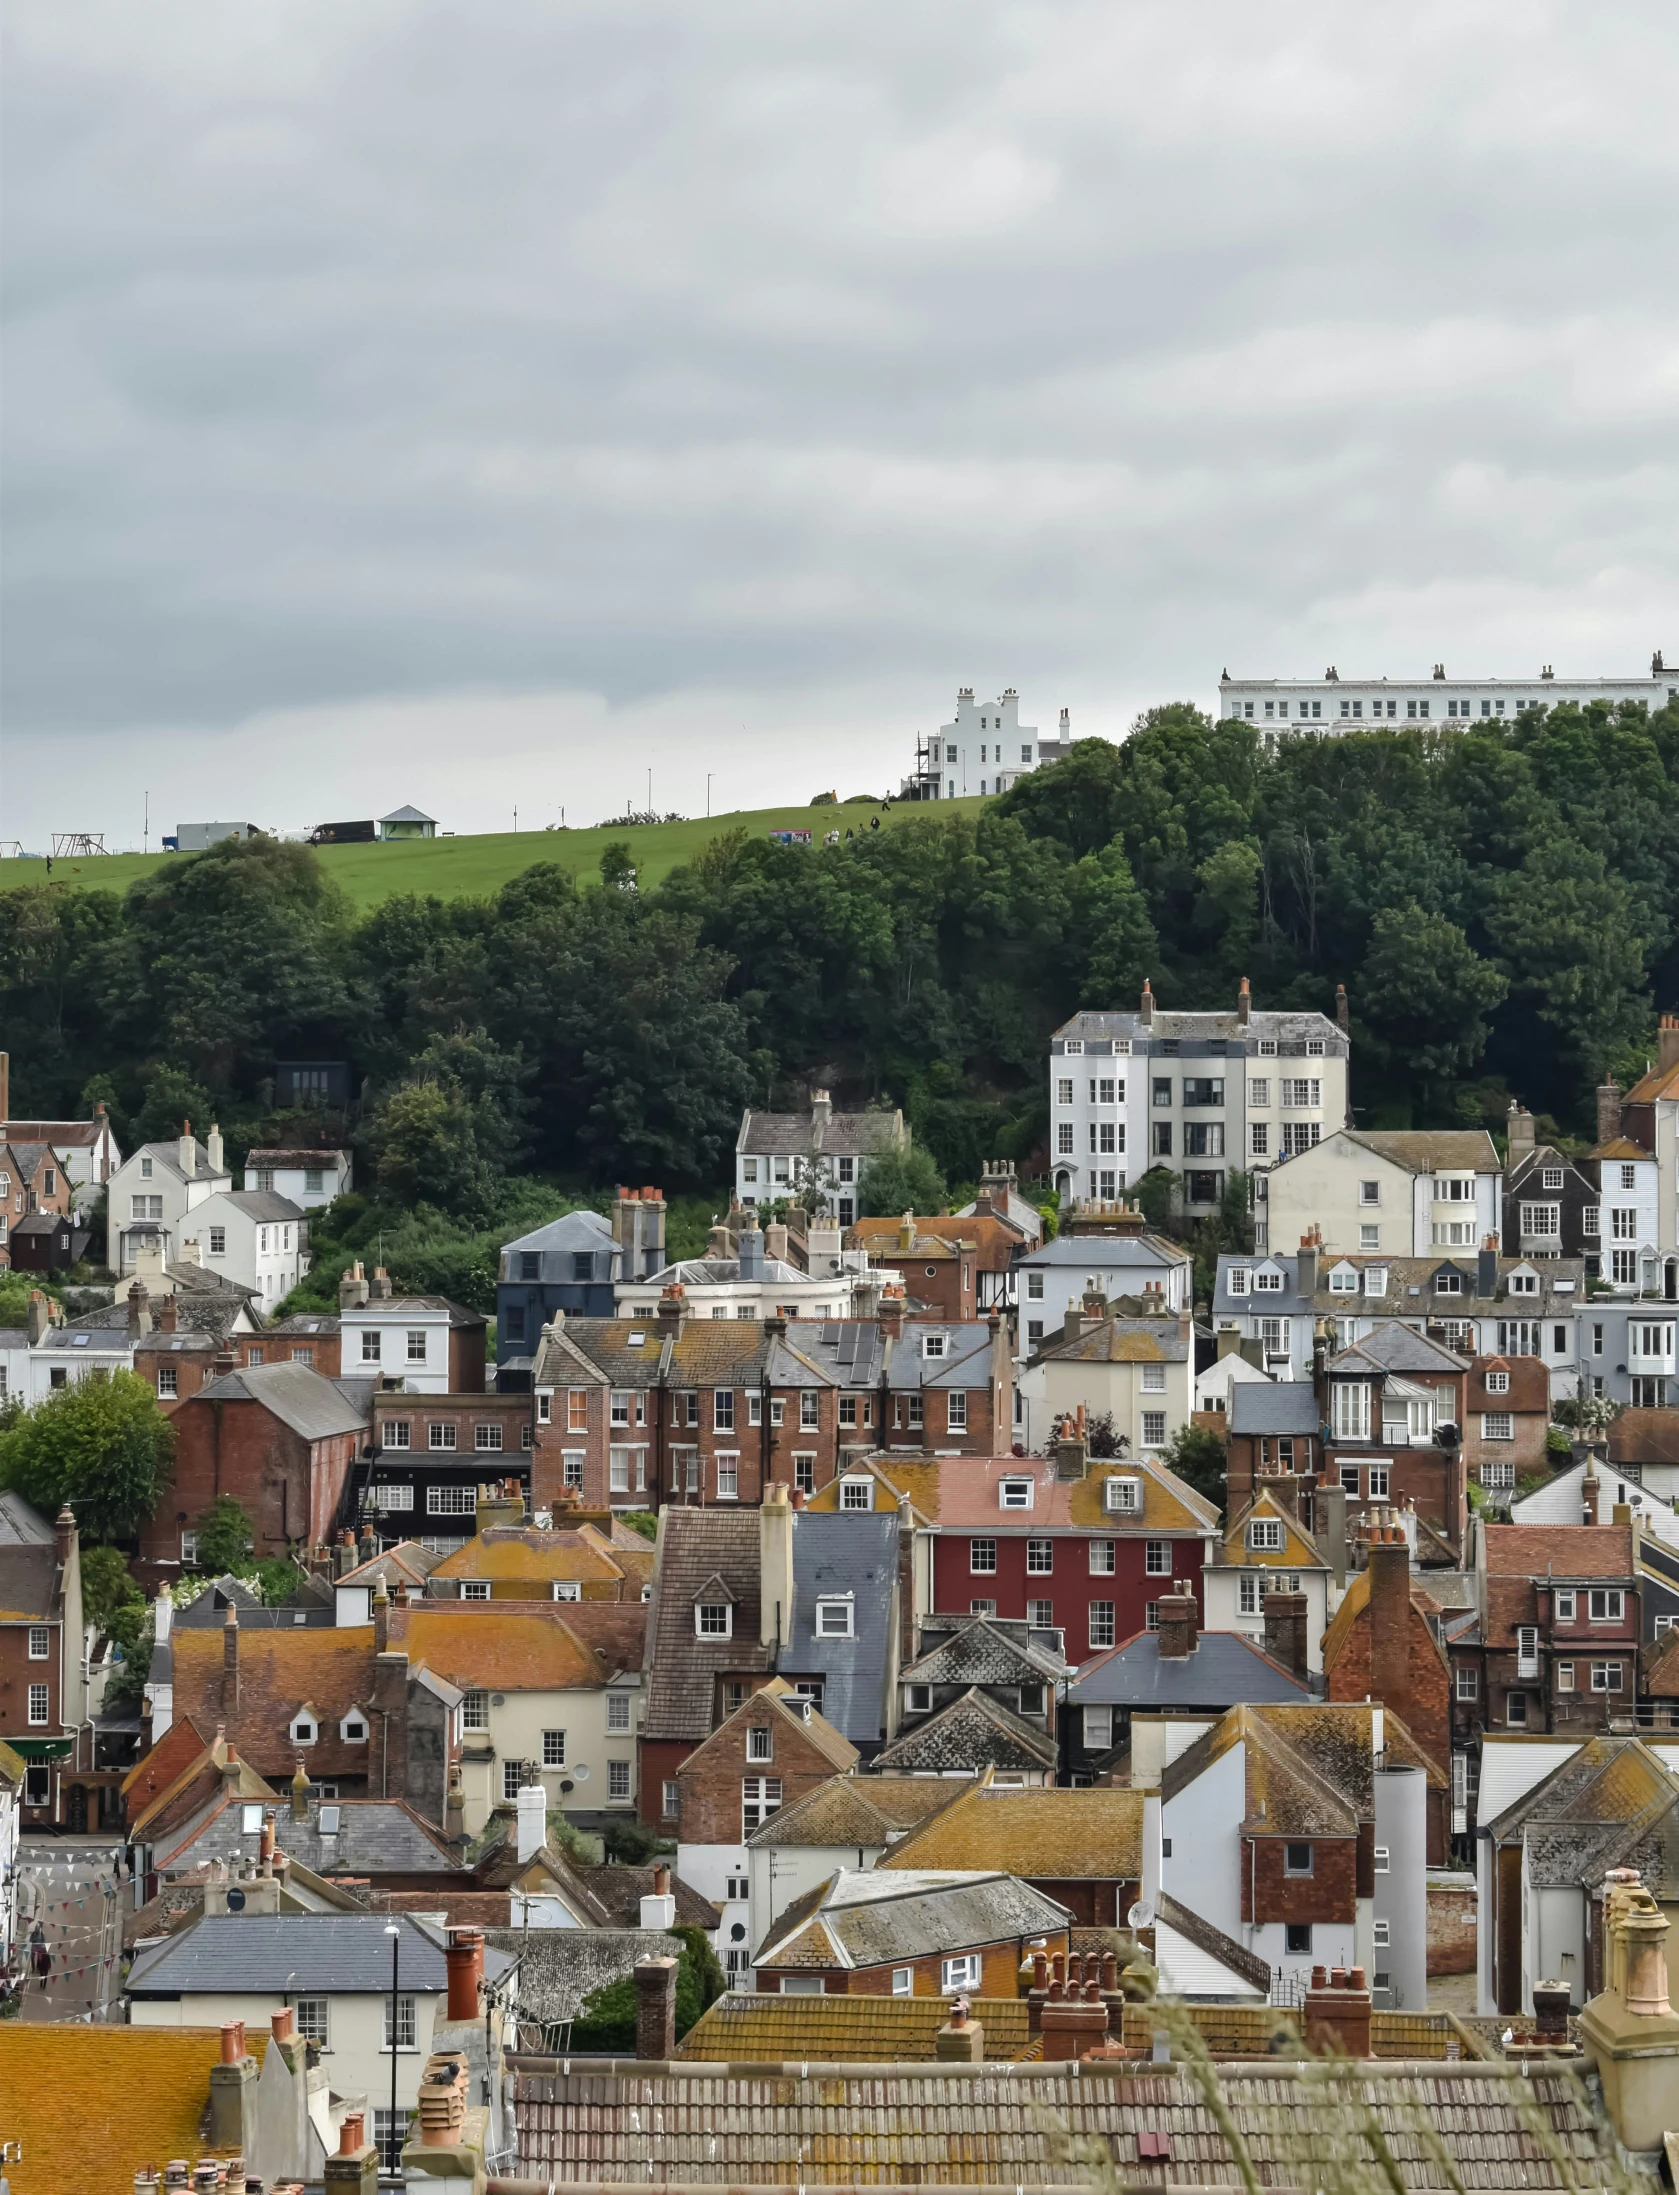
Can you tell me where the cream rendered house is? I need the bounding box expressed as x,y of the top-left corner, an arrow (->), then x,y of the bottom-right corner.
105,1127 -> 232,1275
1017,1308 -> 1195,1457
1265,1128 -> 1502,1259
1200,1488 -> 1335,1672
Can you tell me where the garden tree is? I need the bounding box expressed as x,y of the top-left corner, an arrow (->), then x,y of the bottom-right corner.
193,1494 -> 256,1575
1483,838 -> 1656,1088
1068,845 -> 1159,1007
116,833 -> 357,1093
131,1064 -> 216,1150
857,1143 -> 949,1219
1358,904 -> 1507,1113
599,842 -> 637,890
0,883 -> 127,1113
1131,1167 -> 1180,1235
1161,1421 -> 1226,1508
79,1543 -> 144,1636
370,1078 -> 499,1222
0,1370 -> 175,1542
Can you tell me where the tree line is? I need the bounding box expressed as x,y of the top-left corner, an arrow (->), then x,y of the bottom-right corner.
3,697 -> 1675,1225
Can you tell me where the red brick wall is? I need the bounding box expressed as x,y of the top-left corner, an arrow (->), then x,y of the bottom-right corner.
138,1398 -> 359,1578
239,1331 -> 344,1378
0,1620 -> 61,1740
1427,1878 -> 1477,1975
675,1696 -> 847,1845
134,1348 -> 221,1408
639,1736 -> 696,1828
1244,1836 -> 1357,1926
766,1935 -> 1066,1996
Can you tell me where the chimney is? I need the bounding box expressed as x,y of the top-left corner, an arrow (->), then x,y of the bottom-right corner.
206,2021 -> 259,2150
1052,1419 -> 1088,1481
1303,1964 -> 1373,2059
1506,1102 -> 1536,1164
1155,1580 -> 1197,1659
934,1999 -> 984,2062
207,1123 -> 225,1175
639,1186 -> 667,1278
27,1290 -> 49,1346
612,1188 -> 643,1278
737,1214 -> 765,1282
1262,1590 -> 1309,1682
1335,984 -> 1350,1035
634,1955 -> 679,2061
1237,976 -> 1251,1027
127,1280 -> 152,1339
1059,706 -> 1070,740
1477,1233 -> 1498,1299
1138,980 -> 1154,1026
446,1764 -> 466,1843
476,1477 -> 525,1535
811,1088 -> 833,1135
763,1222 -> 789,1265
878,1284 -> 905,1340
1581,1464 -> 1601,1527
1039,1974 -> 1110,2060
1532,1980 -> 1571,2041
898,1210 -> 917,1255
291,1761 -> 310,1823
1662,1016 -> 1679,1077
640,1863 -> 678,1929
340,1260 -> 370,1310
655,1282 -> 687,1335
516,1773 -> 547,1862
373,1575 -> 390,1653
154,1581 -> 174,1645
1368,1538 -> 1410,1703
223,1602 -> 239,1711
1297,1232 -> 1319,1301
156,1293 -> 178,1335
370,1265 -> 393,1300
444,1926 -> 484,2022
415,2052 -> 470,2153
1579,1874 -> 1679,2152
54,1501 -> 76,1569
1598,1078 -> 1624,1147
180,1120 -> 194,1174
219,1740 -> 242,1794
760,1484 -> 794,1650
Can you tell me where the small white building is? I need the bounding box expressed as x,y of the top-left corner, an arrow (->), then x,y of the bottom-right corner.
341,1294 -> 461,1392
182,1189 -> 309,1308
1220,662 -> 1679,743
1195,1349 -> 1274,1416
1585,1138 -> 1661,1294
0,1294 -> 134,1402
243,1146 -> 353,1210
105,1126 -> 232,1275
735,1092 -> 908,1227
910,688 -> 1073,800
1265,1127 -> 1503,1259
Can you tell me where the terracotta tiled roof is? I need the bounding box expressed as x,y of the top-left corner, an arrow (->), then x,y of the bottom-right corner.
1624,1058 -> 1679,1103
401,1605 -> 636,1691
747,1773 -> 964,1848
876,1781 -> 1144,1881
0,2025 -> 268,2195
1586,1136 -> 1649,1162
513,2057 -> 1609,2183
1465,1354 -> 1550,1410
429,1524 -> 634,1586
171,1624 -> 386,1782
906,1455 -> 1217,1535
677,1992 -> 1034,2062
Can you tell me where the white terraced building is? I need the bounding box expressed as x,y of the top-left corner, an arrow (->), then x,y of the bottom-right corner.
1220,658 -> 1677,745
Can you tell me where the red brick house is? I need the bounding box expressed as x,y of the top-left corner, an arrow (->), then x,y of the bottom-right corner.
849,1215 -> 980,1322
236,1314 -> 343,1378
0,1497 -> 106,1830
1321,1524 -> 1451,1861
1455,1522 -> 1641,1737
0,1136 -> 78,1271
1461,1354 -> 1551,1497
674,1676 -> 857,1848
137,1362 -> 369,1582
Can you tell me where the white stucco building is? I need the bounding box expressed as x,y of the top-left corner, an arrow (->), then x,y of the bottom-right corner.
106,1128 -> 232,1275
181,1189 -> 309,1307
1220,661 -> 1678,745
909,689 -> 1073,800
243,1146 -> 353,1209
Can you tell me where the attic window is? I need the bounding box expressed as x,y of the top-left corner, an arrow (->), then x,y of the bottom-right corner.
905,1683 -> 932,1712
341,1713 -> 368,1743
627,1331 -> 646,1348
1227,1268 -> 1249,1295
923,1333 -> 947,1359
290,1712 -> 318,1746
1328,1266 -> 1358,1293
1509,1271 -> 1538,1295
1254,1269 -> 1283,1293
696,1603 -> 732,1639
840,1478 -> 872,1511
319,1806 -> 341,1836
1542,1168 -> 1564,1190
241,1803 -> 264,1834
815,1596 -> 854,1638
1000,1477 -> 1033,1510
1249,1518 -> 1284,1551
1105,1476 -> 1142,1513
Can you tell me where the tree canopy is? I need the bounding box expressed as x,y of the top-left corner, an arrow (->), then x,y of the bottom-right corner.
0,1370 -> 176,1542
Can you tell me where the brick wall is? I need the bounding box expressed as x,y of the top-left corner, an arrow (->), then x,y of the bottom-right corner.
0,1618 -> 59,1739
765,1935 -> 1066,1996
138,1397 -> 360,1578
674,1695 -> 845,1846
1426,1877 -> 1477,1976
1244,1835 -> 1357,1926
238,1330 -> 344,1378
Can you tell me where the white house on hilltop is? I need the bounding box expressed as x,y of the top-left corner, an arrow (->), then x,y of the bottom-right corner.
1220,660 -> 1678,745
907,689 -> 1074,801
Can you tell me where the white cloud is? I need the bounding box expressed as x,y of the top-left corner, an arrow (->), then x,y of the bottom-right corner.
3,0 -> 1676,849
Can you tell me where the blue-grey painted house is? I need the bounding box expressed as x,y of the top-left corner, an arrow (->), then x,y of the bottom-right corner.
496,1209 -> 620,1386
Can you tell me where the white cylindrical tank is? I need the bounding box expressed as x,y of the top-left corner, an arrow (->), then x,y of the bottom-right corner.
1374,1761 -> 1428,2012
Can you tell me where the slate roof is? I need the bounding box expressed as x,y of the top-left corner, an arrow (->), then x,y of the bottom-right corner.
787,1511 -> 898,1742
643,1508 -> 771,1741
157,1795 -> 463,1880
676,1992 -> 1034,2064
1054,1006 -> 1343,1047
189,1361 -> 369,1441
576,1865 -> 722,1932
245,1149 -> 350,1168
1156,1890 -> 1274,1993
1069,1630 -> 1311,1707
511,2056 -> 1625,2188
871,1686 -> 1059,1774
126,1911 -> 511,1995
344,1294 -> 484,1325
775,1319 -> 885,1389
208,1187 -> 307,1224
901,1615 -> 1068,1688
738,1105 -> 905,1159
128,1138 -> 229,1185
876,1781 -> 1145,1882
1215,1250 -> 1587,1320
1340,1128 -> 1502,1174
1033,1316 -> 1191,1365
753,1868 -> 1070,1970
1161,1701 -> 1445,1834
0,1539 -> 55,1621
0,1491 -> 53,1545
1227,1380 -> 1321,1436
746,1774 -> 962,1850
1483,1735 -> 1679,1896
1331,1320 -> 1471,1375
1018,1234 -> 1190,1276
500,1207 -> 618,1280
61,1264 -> 260,1340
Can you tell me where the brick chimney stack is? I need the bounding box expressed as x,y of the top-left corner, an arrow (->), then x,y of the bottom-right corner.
877,1284 -> 906,1341
1368,1534 -> 1410,1703
1138,980 -> 1154,1026
223,1601 -> 239,1712
1262,1590 -> 1309,1682
1335,984 -> 1350,1034
1304,1964 -> 1373,2058
156,1292 -> 178,1335
1155,1580 -> 1198,1660
635,1955 -> 679,2061
1237,976 -> 1251,1027
127,1280 -> 152,1339
444,1925 -> 484,2021
373,1575 -> 390,1654
1598,1077 -> 1624,1148
1661,1016 -> 1679,1078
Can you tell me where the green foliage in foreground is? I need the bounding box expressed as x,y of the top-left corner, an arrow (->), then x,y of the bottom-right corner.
0,1370 -> 175,1542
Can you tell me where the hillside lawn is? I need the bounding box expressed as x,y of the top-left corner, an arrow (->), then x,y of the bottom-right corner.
0,796 -> 987,910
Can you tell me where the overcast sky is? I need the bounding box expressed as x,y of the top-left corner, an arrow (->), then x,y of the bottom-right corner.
4,2 -> 1676,850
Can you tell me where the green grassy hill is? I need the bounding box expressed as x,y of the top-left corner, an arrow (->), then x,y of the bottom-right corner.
0,797 -> 985,910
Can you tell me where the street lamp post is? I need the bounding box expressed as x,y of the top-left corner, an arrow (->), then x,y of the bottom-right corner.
384,1922 -> 401,2176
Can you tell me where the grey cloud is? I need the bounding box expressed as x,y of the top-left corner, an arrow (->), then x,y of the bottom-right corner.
3,0 -> 1677,841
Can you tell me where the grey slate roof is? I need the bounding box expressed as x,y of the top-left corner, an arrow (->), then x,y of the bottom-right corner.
1226,1380 -> 1321,1437
788,1512 -> 898,1743
1329,1320 -> 1468,1375
776,1321 -> 884,1388
1069,1630 -> 1311,1707
1215,1249 -> 1587,1320
738,1106 -> 905,1160
344,1295 -> 484,1325
872,1687 -> 1059,1774
125,1911 -> 511,1995
159,1797 -> 464,1880
1053,1008 -> 1344,1052
130,1138 -> 229,1186
500,1208 -> 618,1282
0,1491 -> 53,1546
755,1868 -> 1071,1969
194,1362 -> 370,1441
903,1616 -> 1068,1687
1034,1316 -> 1190,1365
221,1188 -> 307,1224
1020,1235 -> 1188,1276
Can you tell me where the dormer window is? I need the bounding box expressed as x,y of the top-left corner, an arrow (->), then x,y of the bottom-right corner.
1365,1267 -> 1388,1297
1328,1264 -> 1358,1294
815,1596 -> 854,1638
340,1711 -> 368,1743
1249,1518 -> 1284,1551
1542,1167 -> 1563,1191
290,1712 -> 318,1746
1509,1271 -> 1538,1296
1228,1267 -> 1249,1295
696,1603 -> 732,1638
1434,1271 -> 1464,1296
1000,1477 -> 1033,1510
905,1683 -> 932,1712
1105,1476 -> 1142,1514
840,1477 -> 872,1511
1254,1269 -> 1284,1292
923,1333 -> 947,1359
1486,1370 -> 1510,1394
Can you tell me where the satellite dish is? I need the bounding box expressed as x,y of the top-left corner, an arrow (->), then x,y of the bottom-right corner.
1127,1898 -> 1154,1930
226,1885 -> 246,1912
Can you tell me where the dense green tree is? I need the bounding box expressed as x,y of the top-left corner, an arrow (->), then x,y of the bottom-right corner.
0,1370 -> 175,1542
1359,904 -> 1508,1110
857,1143 -> 949,1217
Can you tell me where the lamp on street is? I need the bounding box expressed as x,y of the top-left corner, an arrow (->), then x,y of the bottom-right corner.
384,1922 -> 401,2175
